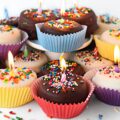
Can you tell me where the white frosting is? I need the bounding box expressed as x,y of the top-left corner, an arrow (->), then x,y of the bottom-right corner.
101,29 -> 120,45
92,66 -> 120,91
0,25 -> 21,45
74,50 -> 113,72
0,68 -> 37,88
15,54 -> 48,73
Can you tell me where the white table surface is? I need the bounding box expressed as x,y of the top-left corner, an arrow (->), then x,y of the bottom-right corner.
0,95 -> 120,120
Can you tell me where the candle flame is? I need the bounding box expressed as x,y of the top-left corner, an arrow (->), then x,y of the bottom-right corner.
60,54 -> 67,72
74,0 -> 78,8
61,0 -> 65,15
114,45 -> 120,64
8,51 -> 14,76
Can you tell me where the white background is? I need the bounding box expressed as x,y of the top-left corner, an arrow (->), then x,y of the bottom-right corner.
0,0 -> 120,18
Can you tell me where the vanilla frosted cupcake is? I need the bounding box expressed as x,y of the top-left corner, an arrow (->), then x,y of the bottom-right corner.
0,67 -> 37,107
0,25 -> 21,45
73,49 -> 113,72
101,29 -> 120,45
13,50 -> 48,73
92,66 -> 120,106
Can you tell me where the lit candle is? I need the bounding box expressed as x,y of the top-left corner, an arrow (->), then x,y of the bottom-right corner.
60,53 -> 67,82
38,0 -> 42,14
114,45 -> 120,73
61,0 -> 66,16
8,51 -> 15,77
74,0 -> 78,13
74,0 -> 78,8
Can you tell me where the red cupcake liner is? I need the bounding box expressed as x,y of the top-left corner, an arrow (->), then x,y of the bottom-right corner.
0,31 -> 28,60
31,78 -> 94,119
95,87 -> 120,106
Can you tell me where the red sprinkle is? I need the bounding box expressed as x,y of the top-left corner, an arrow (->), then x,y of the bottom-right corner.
9,111 -> 16,115
4,115 -> 10,119
28,109 -> 32,112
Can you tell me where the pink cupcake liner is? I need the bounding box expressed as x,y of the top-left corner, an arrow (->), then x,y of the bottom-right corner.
0,31 -> 28,60
31,78 -> 94,119
95,87 -> 120,106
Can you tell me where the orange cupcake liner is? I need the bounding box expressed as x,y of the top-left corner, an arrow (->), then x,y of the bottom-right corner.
31,78 -> 94,119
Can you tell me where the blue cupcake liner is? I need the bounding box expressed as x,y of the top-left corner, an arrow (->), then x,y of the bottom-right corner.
36,23 -> 87,52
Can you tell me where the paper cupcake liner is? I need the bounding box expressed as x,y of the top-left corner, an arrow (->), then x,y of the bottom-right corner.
94,35 -> 115,61
0,86 -> 33,108
95,87 -> 120,106
84,69 -> 120,106
31,78 -> 94,118
36,23 -> 87,52
0,31 -> 28,60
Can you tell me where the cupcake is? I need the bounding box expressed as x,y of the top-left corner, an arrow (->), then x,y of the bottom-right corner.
0,25 -> 21,45
95,14 -> 120,34
63,7 -> 98,37
0,17 -> 19,27
0,25 -> 28,60
45,51 -> 71,60
31,73 -> 94,118
73,49 -> 113,72
11,49 -> 48,73
92,66 -> 120,106
39,60 -> 85,77
0,67 -> 37,107
19,9 -> 60,40
94,29 -> 120,61
101,29 -> 120,45
36,19 -> 87,52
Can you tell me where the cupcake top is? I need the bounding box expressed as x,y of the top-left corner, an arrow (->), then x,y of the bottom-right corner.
101,29 -> 120,44
38,73 -> 89,104
74,49 -> 113,71
0,25 -> 21,45
40,19 -> 83,35
63,7 -> 93,18
14,50 -> 44,62
92,66 -> 120,91
40,60 -> 85,76
22,9 -> 60,22
99,14 -> 119,24
0,17 -> 19,27
0,67 -> 37,87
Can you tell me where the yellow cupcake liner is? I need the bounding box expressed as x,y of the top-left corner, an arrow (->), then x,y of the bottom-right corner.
0,86 -> 33,108
94,35 -> 116,61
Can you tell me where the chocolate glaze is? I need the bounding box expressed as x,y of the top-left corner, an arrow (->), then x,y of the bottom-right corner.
38,74 -> 89,104
40,19 -> 83,35
18,9 -> 60,40
0,17 -> 19,27
39,60 -> 85,77
63,7 -> 98,37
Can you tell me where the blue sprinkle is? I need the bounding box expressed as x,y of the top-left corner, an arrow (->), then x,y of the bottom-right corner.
98,114 -> 103,120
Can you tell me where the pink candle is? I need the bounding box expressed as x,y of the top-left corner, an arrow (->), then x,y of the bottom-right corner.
38,0 -> 42,14
61,72 -> 66,82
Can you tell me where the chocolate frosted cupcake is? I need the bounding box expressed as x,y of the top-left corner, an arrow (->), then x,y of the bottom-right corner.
36,19 -> 87,52
63,7 -> 98,37
0,17 -> 19,27
39,60 -> 85,77
19,9 -> 60,40
31,73 -> 94,118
